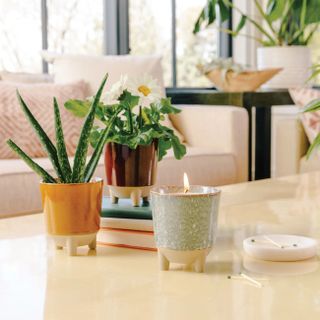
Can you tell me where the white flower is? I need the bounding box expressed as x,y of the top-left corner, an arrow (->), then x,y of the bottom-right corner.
127,74 -> 161,106
102,74 -> 128,105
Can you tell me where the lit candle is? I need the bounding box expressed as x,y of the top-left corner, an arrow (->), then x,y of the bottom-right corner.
151,173 -> 221,273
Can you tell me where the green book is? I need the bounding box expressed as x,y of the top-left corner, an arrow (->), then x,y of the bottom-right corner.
101,197 -> 152,220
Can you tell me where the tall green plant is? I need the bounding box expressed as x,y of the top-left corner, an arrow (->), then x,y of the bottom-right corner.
194,0 -> 320,46
6,74 -> 115,183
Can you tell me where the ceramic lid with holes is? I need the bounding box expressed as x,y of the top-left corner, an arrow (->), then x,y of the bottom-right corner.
243,234 -> 318,262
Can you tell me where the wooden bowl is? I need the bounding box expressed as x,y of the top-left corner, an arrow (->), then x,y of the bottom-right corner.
205,68 -> 282,92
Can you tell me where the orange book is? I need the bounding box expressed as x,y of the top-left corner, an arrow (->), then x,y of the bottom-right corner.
97,227 -> 156,251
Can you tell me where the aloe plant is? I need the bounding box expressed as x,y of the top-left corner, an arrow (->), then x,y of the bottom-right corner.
6,74 -> 115,183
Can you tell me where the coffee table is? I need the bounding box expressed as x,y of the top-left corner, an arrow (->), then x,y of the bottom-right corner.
1,172 -> 320,320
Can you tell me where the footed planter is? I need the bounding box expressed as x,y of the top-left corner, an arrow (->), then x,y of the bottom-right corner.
151,186 -> 221,273
105,141 -> 158,206
40,178 -> 103,256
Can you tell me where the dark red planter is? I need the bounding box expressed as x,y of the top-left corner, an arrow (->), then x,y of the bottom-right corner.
104,141 -> 158,187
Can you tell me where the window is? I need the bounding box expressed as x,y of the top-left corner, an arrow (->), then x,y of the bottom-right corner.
0,0 -> 42,72
0,0 -> 230,88
129,0 -> 172,86
47,0 -> 103,55
129,0 -> 222,87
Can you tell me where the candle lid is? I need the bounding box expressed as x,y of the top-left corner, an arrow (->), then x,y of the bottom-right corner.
243,234 -> 318,262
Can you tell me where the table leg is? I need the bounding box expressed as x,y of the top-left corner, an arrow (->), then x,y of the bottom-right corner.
255,106 -> 271,180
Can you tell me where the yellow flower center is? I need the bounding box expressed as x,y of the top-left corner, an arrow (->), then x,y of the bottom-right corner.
138,85 -> 151,97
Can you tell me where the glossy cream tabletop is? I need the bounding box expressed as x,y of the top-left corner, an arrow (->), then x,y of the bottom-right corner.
1,173 -> 320,320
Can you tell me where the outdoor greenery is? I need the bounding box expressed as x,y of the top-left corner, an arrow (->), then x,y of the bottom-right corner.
65,79 -> 186,162
194,0 -> 320,46
6,74 -> 114,183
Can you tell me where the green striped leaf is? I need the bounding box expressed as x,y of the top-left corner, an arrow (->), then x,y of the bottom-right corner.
54,98 -> 72,182
17,91 -> 65,182
7,139 -> 56,183
72,73 -> 108,183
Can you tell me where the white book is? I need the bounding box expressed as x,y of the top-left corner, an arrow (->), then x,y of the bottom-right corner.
100,217 -> 154,232
97,228 -> 156,251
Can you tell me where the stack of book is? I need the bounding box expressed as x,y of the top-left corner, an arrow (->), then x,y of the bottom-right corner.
97,198 -> 156,251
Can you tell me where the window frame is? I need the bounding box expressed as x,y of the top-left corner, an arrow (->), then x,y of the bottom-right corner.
40,0 -> 232,87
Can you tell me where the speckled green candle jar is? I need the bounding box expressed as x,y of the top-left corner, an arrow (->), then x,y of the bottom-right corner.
151,186 -> 221,273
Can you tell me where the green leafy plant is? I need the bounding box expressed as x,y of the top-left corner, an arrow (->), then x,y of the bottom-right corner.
194,0 -> 320,46
6,74 -> 117,183
64,76 -> 186,161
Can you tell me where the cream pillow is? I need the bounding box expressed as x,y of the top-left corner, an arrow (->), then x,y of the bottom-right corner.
0,81 -> 89,159
289,87 -> 320,144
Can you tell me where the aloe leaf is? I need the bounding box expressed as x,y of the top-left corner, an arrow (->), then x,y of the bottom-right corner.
54,98 -> 72,182
83,110 -> 120,183
72,73 -> 108,183
17,91 -> 65,182
7,139 -> 56,183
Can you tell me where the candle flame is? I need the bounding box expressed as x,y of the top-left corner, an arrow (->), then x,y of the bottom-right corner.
183,173 -> 190,193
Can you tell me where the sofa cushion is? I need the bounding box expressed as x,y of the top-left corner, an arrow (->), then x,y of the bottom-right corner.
0,147 -> 236,216
0,80 -> 89,159
42,52 -> 166,96
0,157 -> 105,217
157,146 -> 237,187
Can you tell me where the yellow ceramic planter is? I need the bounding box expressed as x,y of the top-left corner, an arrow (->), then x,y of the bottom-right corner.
40,178 -> 103,255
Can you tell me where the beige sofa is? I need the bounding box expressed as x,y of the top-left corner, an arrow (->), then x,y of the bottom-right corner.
0,54 -> 248,217
274,116 -> 319,177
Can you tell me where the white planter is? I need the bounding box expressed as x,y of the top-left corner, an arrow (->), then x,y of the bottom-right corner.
257,46 -> 311,89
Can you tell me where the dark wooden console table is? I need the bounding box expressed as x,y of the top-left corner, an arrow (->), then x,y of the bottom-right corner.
166,88 -> 294,181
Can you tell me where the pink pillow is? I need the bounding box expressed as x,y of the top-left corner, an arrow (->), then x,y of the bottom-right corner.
0,80 -> 89,159
289,88 -> 320,144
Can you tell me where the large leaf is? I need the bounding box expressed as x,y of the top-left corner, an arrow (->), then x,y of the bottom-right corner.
171,135 -> 187,160
266,0 -> 287,22
72,73 -> 108,183
193,0 -> 221,33
159,98 -> 181,114
218,0 -> 230,23
234,15 -> 247,35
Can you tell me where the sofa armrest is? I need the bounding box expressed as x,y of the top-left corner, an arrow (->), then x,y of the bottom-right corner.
273,118 -> 308,177
170,105 -> 249,182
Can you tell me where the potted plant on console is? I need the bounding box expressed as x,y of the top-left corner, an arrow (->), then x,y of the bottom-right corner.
6,75 -> 116,256
194,0 -> 320,88
65,75 -> 186,206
